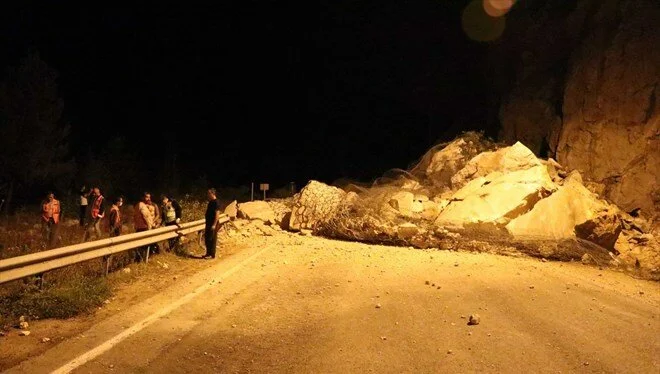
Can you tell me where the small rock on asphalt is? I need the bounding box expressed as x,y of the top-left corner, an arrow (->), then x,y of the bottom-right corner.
468,314 -> 481,326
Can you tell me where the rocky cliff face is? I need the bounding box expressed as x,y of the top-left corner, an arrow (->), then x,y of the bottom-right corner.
496,0 -> 659,217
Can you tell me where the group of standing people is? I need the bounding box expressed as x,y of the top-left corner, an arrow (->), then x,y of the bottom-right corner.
41,186 -> 221,260
79,186 -> 115,242
75,185 -> 125,241
132,191 -> 183,258
40,186 -> 112,248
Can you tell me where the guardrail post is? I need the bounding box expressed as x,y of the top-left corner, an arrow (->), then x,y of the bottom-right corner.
103,255 -> 112,276
37,272 -> 45,290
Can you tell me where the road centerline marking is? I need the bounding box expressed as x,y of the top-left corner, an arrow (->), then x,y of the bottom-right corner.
51,245 -> 272,374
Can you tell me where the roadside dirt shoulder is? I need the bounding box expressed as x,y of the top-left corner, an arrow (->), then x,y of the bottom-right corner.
0,237 -> 253,372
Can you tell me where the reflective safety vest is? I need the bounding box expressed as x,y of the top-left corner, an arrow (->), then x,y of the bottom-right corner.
163,204 -> 176,223
42,199 -> 61,224
91,195 -> 104,218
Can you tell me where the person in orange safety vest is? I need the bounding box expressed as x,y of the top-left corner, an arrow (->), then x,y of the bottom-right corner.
83,187 -> 106,242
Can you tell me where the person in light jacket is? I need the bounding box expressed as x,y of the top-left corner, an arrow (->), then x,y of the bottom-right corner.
133,192 -> 154,261
161,194 -> 183,252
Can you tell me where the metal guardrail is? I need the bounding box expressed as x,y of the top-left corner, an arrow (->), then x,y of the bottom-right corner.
0,215 -> 229,285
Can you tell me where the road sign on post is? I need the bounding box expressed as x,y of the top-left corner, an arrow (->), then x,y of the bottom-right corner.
259,183 -> 269,200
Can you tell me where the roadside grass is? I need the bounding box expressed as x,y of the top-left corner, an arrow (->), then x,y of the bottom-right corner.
0,257 -> 117,330
0,274 -> 112,321
0,195 -> 222,331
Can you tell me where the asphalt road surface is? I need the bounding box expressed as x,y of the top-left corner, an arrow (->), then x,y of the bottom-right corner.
4,233 -> 659,373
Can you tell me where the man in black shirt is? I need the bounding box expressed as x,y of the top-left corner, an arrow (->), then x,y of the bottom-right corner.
203,188 -> 221,259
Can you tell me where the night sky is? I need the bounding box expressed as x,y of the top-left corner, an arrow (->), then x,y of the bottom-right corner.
0,1 -> 497,190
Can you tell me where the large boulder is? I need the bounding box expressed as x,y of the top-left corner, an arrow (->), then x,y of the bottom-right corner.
237,201 -> 276,224
388,191 -> 415,217
288,180 -> 347,231
506,178 -> 622,250
420,200 -> 442,221
266,199 -> 294,229
224,200 -> 238,219
614,231 -> 660,277
411,132 -> 496,192
435,166 -> 555,231
574,208 -> 622,251
451,141 -> 546,190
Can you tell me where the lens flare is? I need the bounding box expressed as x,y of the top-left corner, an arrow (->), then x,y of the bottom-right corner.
462,0 -> 506,42
488,0 -> 515,11
483,0 -> 510,17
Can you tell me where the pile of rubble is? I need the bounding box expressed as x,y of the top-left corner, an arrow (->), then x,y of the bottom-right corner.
219,135 -> 659,279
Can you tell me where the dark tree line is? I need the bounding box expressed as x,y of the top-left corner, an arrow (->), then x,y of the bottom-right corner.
0,52 -> 73,211
0,52 -> 189,213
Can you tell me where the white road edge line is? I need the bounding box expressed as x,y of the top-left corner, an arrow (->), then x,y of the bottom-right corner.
51,245 -> 272,374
